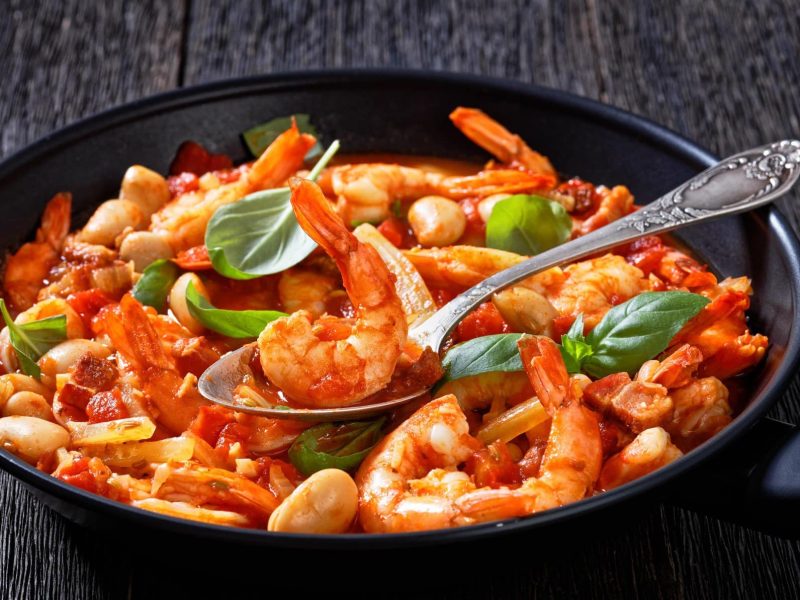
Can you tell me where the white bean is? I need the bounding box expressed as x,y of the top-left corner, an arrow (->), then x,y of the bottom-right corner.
0,374 -> 52,404
267,469 -> 358,534
492,287 -> 558,336
119,165 -> 170,218
407,195 -> 467,247
79,199 -> 145,247
3,391 -> 53,421
169,273 -> 209,335
38,339 -> 112,378
119,231 -> 174,272
477,193 -> 511,223
0,416 -> 69,463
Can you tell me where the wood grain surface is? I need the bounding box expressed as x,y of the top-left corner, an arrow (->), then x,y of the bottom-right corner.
1,1 -> 800,598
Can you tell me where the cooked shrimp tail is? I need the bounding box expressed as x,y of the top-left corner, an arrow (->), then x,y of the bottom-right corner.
449,107 -> 556,177
98,294 -> 208,433
245,118 -> 317,190
3,192 -> 71,311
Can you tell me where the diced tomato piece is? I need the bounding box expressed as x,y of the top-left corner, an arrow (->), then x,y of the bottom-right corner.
458,197 -> 486,245
189,405 -> 236,446
556,178 -> 602,215
430,288 -> 456,308
376,217 -> 417,249
552,314 -> 577,339
174,245 -> 213,270
56,457 -> 116,497
215,422 -> 251,453
67,289 -> 115,331
465,441 -> 521,488
620,236 -> 667,276
86,389 -> 129,423
169,141 -> 233,177
57,382 -> 93,421
57,457 -> 100,493
456,302 -> 512,342
377,218 -> 405,248
167,172 -> 200,197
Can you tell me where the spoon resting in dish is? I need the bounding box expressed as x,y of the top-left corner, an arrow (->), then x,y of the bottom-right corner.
198,140 -> 800,421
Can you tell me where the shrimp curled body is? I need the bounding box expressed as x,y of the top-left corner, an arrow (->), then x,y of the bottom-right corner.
356,337 -> 602,533
258,180 -> 407,407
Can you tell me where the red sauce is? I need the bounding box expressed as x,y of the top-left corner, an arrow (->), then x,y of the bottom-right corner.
86,389 -> 129,423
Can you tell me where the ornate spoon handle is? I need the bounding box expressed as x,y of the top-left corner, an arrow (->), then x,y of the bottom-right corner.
410,140 -> 800,352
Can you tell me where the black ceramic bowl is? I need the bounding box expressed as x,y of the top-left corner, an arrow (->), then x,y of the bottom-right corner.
0,70 -> 798,548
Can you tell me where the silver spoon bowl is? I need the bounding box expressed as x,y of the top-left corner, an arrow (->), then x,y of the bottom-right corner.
199,140 -> 800,420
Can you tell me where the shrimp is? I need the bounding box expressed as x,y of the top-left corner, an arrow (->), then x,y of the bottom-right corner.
332,163 -> 555,225
597,427 -> 682,491
4,192 -> 71,312
549,254 -> 649,329
666,376 -> 731,447
277,268 -> 339,318
150,120 -> 316,252
356,337 -> 602,532
575,185 -> 634,235
95,294 -> 209,433
257,179 -> 407,407
356,394 -> 480,533
449,107 -> 557,177
454,336 -> 602,522
671,277 -> 768,378
152,462 -> 279,523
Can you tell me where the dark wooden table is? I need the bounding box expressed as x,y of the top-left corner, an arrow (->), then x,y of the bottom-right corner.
2,1 -> 800,598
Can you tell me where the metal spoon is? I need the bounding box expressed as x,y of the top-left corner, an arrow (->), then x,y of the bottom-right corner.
199,140 -> 800,421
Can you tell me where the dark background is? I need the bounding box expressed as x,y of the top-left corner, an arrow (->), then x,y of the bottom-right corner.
2,1 -> 800,598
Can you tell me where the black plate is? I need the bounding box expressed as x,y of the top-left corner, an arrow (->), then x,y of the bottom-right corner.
0,70 -> 798,549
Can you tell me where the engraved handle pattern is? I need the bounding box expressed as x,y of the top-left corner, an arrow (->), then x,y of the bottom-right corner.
620,140 -> 800,233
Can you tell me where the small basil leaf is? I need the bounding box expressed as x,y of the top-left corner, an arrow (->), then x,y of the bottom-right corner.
288,418 -> 385,476
442,333 -> 524,382
486,194 -> 572,255
205,140 -> 340,279
131,259 -> 180,311
0,299 -> 67,378
242,114 -> 322,160
185,281 -> 286,338
582,291 -> 709,377
559,314 -> 593,374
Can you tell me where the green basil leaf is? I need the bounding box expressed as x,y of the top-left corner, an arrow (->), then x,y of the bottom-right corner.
442,333 -> 524,382
559,314 -> 593,373
582,291 -> 709,377
0,299 -> 67,379
185,281 -> 286,338
131,259 -> 180,311
242,114 -> 322,160
205,140 -> 340,279
486,194 -> 572,255
288,418 -> 385,476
